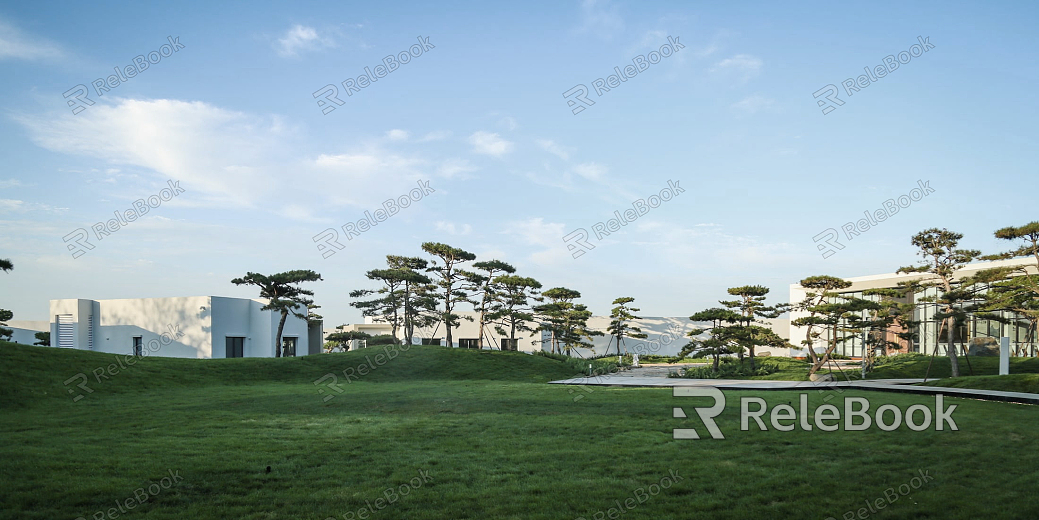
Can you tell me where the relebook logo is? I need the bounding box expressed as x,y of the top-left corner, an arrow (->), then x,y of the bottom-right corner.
672,387 -> 958,439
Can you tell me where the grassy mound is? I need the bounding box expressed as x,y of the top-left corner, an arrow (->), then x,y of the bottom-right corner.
0,341 -> 579,409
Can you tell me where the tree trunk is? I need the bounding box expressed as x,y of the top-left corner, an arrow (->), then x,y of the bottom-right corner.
947,313 -> 960,377
403,283 -> 413,346
478,307 -> 487,350
749,346 -> 756,370
445,315 -> 453,348
509,320 -> 517,351
713,353 -> 720,372
807,325 -> 838,377
275,310 -> 288,357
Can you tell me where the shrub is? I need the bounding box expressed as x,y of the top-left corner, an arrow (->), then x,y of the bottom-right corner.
670,360 -> 781,379
367,334 -> 396,346
533,351 -> 619,378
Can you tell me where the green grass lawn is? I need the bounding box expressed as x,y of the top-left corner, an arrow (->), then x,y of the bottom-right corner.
868,354 -> 1039,380
924,374 -> 1039,394
2,341 -> 1038,519
673,354 -> 1039,391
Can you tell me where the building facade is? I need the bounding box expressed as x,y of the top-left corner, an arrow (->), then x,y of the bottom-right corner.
788,257 -> 1038,358
49,296 -> 320,359
336,312 -> 790,358
4,320 -> 50,345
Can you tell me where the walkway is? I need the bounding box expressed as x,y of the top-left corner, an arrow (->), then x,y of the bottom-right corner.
550,366 -> 1039,405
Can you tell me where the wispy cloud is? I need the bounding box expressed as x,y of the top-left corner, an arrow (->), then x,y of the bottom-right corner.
386,129 -> 409,141
435,221 -> 472,235
711,54 -> 762,83
0,199 -> 66,213
274,24 -> 335,57
502,217 -> 572,265
572,162 -> 606,181
17,98 -> 433,217
437,158 -> 477,179
0,179 -> 27,189
536,139 -> 570,161
468,131 -> 514,157
0,19 -> 64,61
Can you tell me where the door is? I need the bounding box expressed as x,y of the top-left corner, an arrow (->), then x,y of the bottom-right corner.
226,336 -> 244,358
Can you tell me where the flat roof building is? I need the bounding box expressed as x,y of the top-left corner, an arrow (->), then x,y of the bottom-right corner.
49,296 -> 320,359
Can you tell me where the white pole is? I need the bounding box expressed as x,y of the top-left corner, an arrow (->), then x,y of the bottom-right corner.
1000,337 -> 1010,375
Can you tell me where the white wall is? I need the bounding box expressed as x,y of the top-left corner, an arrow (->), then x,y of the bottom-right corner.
48,296 -> 312,359
4,320 -> 49,345
91,296 -> 210,358
49,299 -> 98,351
212,296 -> 251,358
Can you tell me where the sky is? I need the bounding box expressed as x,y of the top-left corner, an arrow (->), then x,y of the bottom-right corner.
1,0 -> 1037,326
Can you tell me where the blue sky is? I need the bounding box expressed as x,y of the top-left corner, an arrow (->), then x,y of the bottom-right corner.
1,0 -> 1036,325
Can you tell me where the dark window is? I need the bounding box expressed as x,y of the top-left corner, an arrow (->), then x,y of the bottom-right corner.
226,337 -> 245,358
282,337 -> 297,357
458,338 -> 480,349
132,336 -> 142,356
421,337 -> 442,346
501,339 -> 518,351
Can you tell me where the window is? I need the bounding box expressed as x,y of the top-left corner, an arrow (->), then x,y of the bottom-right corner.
57,314 -> 74,348
87,314 -> 94,350
458,338 -> 480,349
282,337 -> 297,357
133,336 -> 143,357
421,337 -> 442,346
501,339 -> 518,351
226,337 -> 244,358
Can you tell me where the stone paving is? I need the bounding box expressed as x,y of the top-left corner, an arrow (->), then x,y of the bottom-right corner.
550,365 -> 1039,405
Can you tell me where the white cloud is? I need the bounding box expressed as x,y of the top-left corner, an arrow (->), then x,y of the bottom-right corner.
386,129 -> 409,141
274,25 -> 335,57
0,199 -> 65,213
633,221 -> 801,271
18,98 -> 431,214
711,54 -> 762,82
502,217 -> 566,248
536,139 -> 570,161
0,179 -> 26,189
0,20 -> 63,61
435,221 -> 472,235
19,99 -> 288,208
572,162 -> 606,181
437,158 -> 477,179
468,131 -> 514,157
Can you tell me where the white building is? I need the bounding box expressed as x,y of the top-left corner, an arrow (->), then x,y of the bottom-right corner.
4,320 -> 50,345
337,312 -> 790,358
48,296 -> 320,359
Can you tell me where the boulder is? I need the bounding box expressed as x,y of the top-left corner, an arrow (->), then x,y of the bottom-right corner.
967,337 -> 999,357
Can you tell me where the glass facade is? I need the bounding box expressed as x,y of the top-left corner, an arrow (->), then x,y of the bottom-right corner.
822,283 -> 1037,358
